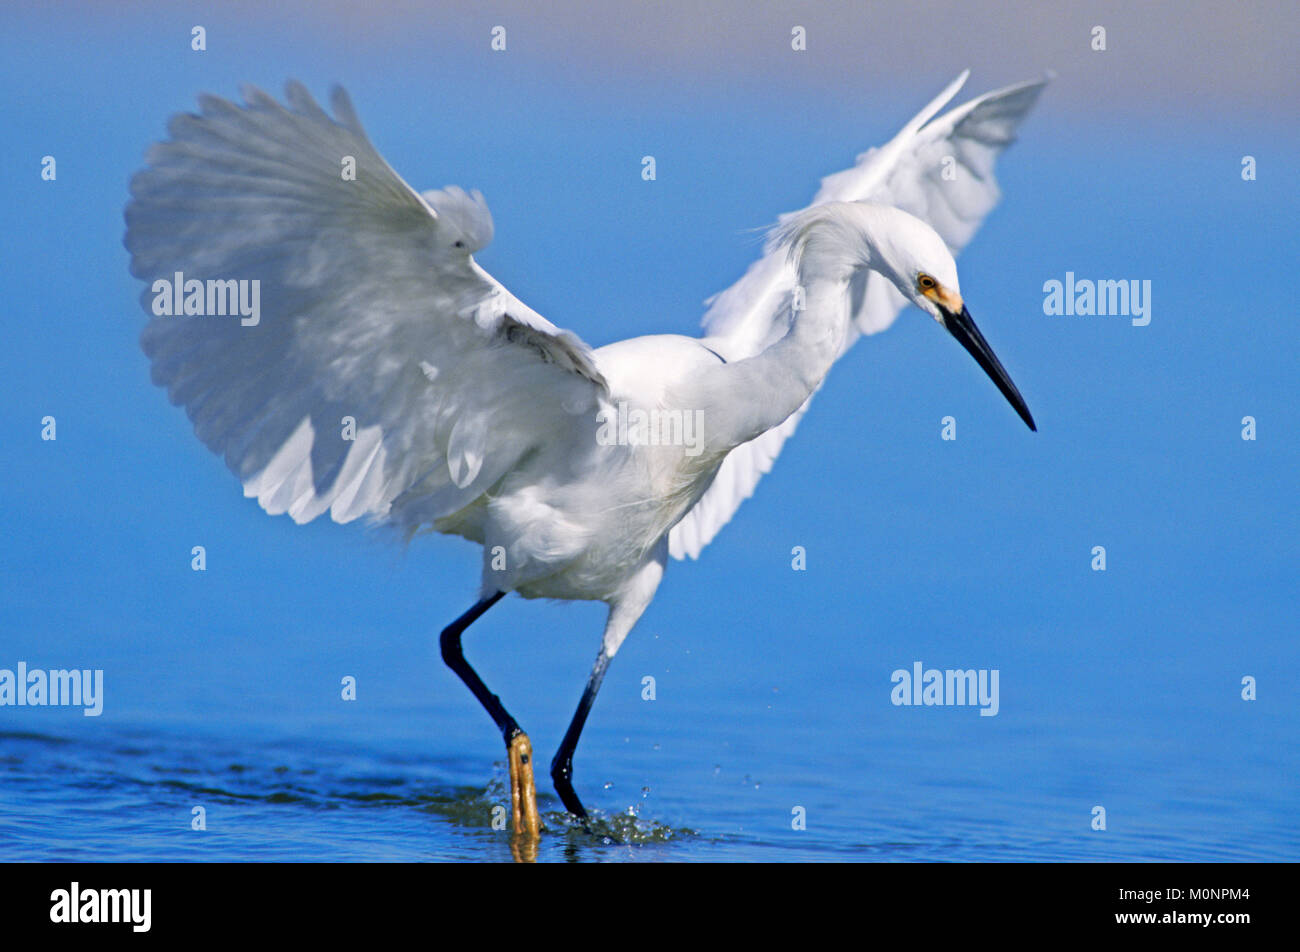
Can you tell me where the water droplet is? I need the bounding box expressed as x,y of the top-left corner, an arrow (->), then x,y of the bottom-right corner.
641,786 -> 650,799
713,765 -> 721,776
652,743 -> 660,751
603,781 -> 613,790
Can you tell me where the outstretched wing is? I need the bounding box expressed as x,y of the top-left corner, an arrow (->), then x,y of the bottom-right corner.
669,71 -> 1048,560
126,82 -> 607,531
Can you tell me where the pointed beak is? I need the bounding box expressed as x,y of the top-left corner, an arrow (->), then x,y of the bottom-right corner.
940,304 -> 1036,431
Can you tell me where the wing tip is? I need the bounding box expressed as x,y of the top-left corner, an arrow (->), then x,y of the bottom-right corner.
328,84 -> 363,133
907,70 -> 972,133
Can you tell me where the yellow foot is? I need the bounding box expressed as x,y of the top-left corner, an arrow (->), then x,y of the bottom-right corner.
508,732 -> 541,839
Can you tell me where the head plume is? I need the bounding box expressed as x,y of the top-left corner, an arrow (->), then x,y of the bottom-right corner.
769,201 -> 959,295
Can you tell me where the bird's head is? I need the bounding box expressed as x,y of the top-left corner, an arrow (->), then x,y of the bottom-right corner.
777,201 -> 1036,431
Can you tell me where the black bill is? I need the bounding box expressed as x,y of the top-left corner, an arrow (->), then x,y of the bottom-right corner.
941,304 -> 1036,431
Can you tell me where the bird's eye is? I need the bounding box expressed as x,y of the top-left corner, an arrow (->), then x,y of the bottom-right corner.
918,274 -> 936,290
453,240 -> 466,249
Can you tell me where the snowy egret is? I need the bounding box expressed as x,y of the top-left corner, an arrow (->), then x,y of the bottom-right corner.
125,71 -> 1046,837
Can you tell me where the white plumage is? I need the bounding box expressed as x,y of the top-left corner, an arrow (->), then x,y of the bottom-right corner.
126,76 -> 1045,814
671,70 -> 1048,559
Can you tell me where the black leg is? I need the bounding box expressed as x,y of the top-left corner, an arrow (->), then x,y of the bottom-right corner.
438,591 -> 520,743
440,591 -> 541,839
550,650 -> 611,817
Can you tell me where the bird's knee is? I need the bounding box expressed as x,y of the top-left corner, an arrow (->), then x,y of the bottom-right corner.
438,625 -> 462,667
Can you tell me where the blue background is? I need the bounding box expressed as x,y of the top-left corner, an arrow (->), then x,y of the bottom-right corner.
0,2 -> 1295,860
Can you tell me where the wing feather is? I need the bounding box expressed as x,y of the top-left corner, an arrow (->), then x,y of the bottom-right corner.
669,73 -> 1048,560
126,82 -> 607,530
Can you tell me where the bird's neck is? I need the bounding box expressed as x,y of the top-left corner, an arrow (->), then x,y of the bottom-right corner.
690,272 -> 854,455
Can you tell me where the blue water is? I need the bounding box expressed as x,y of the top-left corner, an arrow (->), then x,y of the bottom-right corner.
2,612 -> 1294,862
1,2 -> 1297,863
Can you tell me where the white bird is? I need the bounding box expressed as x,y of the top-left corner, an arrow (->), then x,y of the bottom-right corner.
125,71 -> 1046,837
